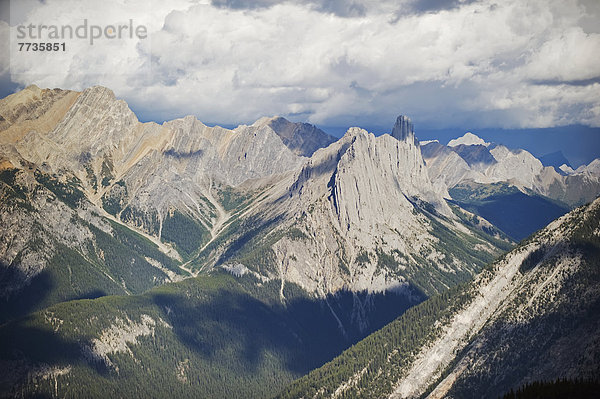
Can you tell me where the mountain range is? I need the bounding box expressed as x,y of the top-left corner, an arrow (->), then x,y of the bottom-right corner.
0,85 -> 598,398
422,132 -> 600,208
421,132 -> 600,240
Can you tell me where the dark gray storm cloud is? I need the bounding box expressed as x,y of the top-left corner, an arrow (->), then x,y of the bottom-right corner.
211,0 -> 278,11
404,0 -> 479,15
531,77 -> 600,87
211,0 -> 366,17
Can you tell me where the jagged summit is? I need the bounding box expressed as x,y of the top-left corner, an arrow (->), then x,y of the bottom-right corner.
578,158 -> 600,175
341,126 -> 368,139
448,132 -> 489,147
391,115 -> 416,143
253,115 -> 336,157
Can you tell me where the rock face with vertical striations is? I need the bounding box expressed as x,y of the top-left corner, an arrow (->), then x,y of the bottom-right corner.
279,197 -> 600,399
390,114 -> 417,144
195,121 -> 509,299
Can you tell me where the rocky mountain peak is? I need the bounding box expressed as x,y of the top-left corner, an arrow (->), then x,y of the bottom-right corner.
0,84 -> 79,140
573,158 -> 600,176
391,115 -> 416,143
252,115 -> 289,130
84,85 -> 117,100
342,126 -> 368,139
253,115 -> 337,157
448,132 -> 489,147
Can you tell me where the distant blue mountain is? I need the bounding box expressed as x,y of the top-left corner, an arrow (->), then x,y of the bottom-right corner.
450,144 -> 497,167
449,182 -> 570,241
539,150 -> 572,173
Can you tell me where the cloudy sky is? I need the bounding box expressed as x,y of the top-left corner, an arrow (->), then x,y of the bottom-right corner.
1,0 -> 599,162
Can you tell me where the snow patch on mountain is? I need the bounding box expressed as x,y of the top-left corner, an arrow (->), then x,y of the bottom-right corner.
559,164 -> 576,175
448,132 -> 489,147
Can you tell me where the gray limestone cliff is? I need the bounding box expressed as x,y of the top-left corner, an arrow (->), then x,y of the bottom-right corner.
391,115 -> 417,145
